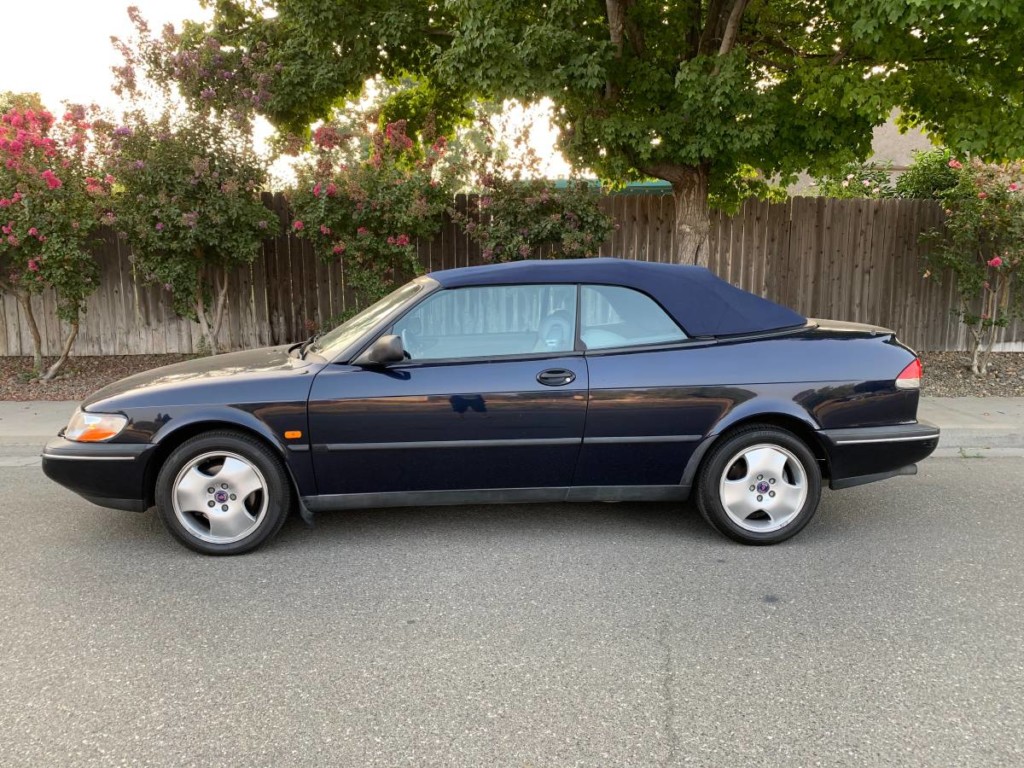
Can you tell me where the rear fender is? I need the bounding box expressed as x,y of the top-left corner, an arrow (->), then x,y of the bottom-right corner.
680,398 -> 823,488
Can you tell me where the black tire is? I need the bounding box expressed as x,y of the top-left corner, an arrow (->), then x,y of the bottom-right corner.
155,430 -> 292,555
696,425 -> 822,545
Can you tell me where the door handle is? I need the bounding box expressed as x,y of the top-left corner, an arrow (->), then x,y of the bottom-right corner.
537,368 -> 576,386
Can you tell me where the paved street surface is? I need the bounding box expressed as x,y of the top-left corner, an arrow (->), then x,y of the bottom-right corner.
2,457 -> 1022,767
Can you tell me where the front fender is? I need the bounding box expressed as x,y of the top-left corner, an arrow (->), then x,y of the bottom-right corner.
142,403 -> 317,498
150,405 -> 292,455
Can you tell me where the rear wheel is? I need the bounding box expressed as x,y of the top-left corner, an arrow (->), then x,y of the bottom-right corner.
155,431 -> 292,555
696,425 -> 821,545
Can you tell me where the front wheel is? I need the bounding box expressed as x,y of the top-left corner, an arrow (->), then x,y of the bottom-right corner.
696,426 -> 822,545
155,430 -> 292,555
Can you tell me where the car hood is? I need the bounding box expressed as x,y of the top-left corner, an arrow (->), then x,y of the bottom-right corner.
83,345 -> 316,410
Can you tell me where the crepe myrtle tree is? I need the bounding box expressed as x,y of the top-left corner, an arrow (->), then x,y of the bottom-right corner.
922,159 -> 1024,376
0,96 -> 104,380
127,1 -> 1024,267
450,115 -> 614,262
102,111 -> 270,354
290,119 -> 461,316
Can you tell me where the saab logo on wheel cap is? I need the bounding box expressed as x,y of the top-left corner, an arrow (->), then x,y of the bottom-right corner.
214,490 -> 229,503
756,481 -> 770,494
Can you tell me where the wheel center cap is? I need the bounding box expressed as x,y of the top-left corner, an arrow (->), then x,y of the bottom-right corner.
756,481 -> 770,494
214,490 -> 229,503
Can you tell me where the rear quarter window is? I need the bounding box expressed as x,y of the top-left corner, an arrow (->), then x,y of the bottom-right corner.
581,285 -> 687,350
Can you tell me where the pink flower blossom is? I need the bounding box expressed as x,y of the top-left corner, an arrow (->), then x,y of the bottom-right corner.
11,192 -> 21,203
325,183 -> 337,197
357,227 -> 368,236
948,158 -> 963,169
0,199 -> 9,208
978,191 -> 988,199
988,256 -> 1003,267
155,222 -> 165,231
27,227 -> 38,237
1010,183 -> 1020,192
319,224 -> 331,235
332,242 -> 346,255
27,259 -> 39,272
312,182 -> 322,198
395,234 -> 410,247
292,220 -> 304,231
41,169 -> 62,189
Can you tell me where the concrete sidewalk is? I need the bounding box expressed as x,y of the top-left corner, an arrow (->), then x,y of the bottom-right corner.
0,397 -> 1020,460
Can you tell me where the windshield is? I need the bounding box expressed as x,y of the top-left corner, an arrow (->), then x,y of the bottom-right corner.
312,280 -> 425,358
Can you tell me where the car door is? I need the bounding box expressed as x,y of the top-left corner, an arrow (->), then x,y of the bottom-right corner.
572,284 -> 718,489
307,283 -> 588,497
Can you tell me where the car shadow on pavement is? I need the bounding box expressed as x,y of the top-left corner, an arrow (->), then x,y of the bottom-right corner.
271,500 -> 721,551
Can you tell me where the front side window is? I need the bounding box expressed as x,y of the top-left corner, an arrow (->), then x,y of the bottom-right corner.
580,285 -> 687,350
393,284 -> 577,361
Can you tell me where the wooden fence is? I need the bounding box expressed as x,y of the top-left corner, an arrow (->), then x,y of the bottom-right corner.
1,193 -> 1021,356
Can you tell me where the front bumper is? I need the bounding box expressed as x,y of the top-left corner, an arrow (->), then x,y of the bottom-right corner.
818,421 -> 940,490
41,437 -> 155,512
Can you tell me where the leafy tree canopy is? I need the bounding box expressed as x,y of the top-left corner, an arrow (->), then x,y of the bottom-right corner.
139,0 -> 1024,263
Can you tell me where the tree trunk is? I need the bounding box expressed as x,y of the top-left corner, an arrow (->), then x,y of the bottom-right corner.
194,266 -> 230,355
40,320 -> 79,381
645,162 -> 712,266
15,290 -> 44,374
671,166 -> 711,267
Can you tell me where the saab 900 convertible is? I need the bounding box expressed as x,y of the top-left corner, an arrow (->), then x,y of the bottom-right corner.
43,258 -> 939,554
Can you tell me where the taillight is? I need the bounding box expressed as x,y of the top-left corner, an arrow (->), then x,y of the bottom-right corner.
896,358 -> 922,390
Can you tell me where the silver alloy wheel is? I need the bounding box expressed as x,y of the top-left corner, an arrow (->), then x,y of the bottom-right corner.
171,450 -> 269,544
718,443 -> 808,533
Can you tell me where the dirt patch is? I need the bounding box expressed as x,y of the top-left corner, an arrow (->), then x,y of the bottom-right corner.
919,351 -> 1024,398
0,355 -> 196,402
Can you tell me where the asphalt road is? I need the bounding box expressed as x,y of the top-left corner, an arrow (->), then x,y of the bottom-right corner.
1,457 -> 1022,767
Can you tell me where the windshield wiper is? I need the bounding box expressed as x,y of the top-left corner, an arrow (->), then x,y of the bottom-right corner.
298,332 -> 323,359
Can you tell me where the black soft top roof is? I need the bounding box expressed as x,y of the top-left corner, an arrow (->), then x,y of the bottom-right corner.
430,258 -> 806,337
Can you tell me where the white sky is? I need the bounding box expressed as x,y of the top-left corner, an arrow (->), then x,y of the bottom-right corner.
3,0 -> 210,111
3,0 -> 572,182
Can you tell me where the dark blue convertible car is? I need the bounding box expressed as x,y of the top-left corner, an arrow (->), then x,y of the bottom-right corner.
43,258 -> 939,554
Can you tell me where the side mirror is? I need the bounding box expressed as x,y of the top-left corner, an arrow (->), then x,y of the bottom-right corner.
359,334 -> 406,366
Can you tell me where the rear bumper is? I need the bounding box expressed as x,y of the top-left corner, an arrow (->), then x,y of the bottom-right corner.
818,421 -> 940,491
41,437 -> 154,512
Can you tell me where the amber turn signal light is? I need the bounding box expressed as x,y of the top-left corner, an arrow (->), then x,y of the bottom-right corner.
284,430 -> 303,439
65,410 -> 128,443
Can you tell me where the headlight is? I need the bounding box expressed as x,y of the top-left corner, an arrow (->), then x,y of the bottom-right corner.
65,410 -> 128,442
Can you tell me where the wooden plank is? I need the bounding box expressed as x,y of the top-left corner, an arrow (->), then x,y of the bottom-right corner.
2,293 -> 21,356
5,195 -> 1022,357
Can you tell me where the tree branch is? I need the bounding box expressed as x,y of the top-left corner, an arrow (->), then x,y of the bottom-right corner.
697,0 -> 727,56
717,0 -> 750,58
606,0 -> 626,58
